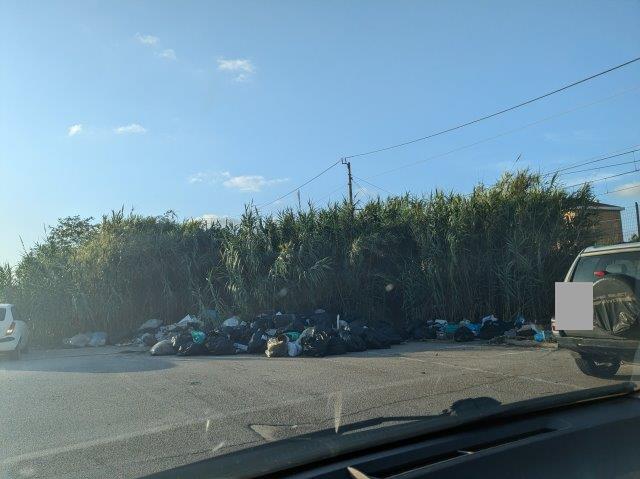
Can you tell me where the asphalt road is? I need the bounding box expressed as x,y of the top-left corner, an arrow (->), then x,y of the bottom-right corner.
1,341 -> 636,478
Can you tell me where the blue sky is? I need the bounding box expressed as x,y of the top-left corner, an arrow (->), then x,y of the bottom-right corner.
1,0 -> 639,264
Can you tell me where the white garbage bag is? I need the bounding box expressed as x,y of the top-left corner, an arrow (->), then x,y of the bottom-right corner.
177,315 -> 201,327
222,316 -> 240,328
88,332 -> 107,347
150,339 -> 176,356
139,319 -> 163,330
287,341 -> 302,357
68,333 -> 91,348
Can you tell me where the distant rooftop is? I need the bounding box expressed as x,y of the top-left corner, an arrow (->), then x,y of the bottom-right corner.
588,201 -> 624,211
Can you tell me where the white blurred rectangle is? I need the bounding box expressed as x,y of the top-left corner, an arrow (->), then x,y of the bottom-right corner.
555,282 -> 593,330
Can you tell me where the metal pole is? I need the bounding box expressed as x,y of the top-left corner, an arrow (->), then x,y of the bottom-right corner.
341,158 -> 353,208
635,201 -> 640,238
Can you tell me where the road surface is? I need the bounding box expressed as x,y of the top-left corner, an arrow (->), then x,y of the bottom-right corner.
1,341 -> 635,478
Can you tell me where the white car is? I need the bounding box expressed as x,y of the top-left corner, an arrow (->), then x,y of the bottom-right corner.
0,304 -> 29,359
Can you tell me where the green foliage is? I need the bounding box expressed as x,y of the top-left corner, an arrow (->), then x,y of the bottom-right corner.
4,172 -> 596,346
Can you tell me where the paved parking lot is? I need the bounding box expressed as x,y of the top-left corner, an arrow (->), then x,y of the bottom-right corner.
1,341 -> 636,478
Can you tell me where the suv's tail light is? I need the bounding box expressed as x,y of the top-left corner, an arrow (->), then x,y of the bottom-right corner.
5,322 -> 16,335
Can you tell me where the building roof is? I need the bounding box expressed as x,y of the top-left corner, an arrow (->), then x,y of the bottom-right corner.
587,201 -> 624,211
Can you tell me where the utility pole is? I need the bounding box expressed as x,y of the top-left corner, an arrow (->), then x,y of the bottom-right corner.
341,158 -> 353,208
635,201 -> 640,238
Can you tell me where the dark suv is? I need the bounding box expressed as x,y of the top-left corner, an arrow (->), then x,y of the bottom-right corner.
556,242 -> 640,378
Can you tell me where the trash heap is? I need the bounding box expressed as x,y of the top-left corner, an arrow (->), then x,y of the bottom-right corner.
141,309 -> 404,357
62,310 -> 553,354
406,314 -> 553,344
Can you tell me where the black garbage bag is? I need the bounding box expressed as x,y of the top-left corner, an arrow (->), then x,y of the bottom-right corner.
251,314 -> 273,331
362,327 -> 391,349
176,341 -> 207,356
273,313 -> 296,330
220,324 -> 251,342
338,330 -> 367,352
479,320 -> 503,340
247,329 -> 268,354
172,332 -> 192,350
309,311 -> 334,332
346,319 -> 366,336
593,274 -> 640,336
326,335 -> 348,356
300,327 -> 331,357
454,325 -> 475,342
411,325 -> 430,340
204,336 -> 236,355
371,321 -> 403,345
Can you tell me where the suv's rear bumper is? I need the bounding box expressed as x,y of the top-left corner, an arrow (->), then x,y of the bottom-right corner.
558,336 -> 640,362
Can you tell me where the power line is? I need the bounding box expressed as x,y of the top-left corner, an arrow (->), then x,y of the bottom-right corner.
255,160 -> 341,210
364,85 -> 640,180
344,56 -> 640,159
556,158 -> 640,176
565,169 -> 640,189
543,147 -> 640,177
353,175 -> 394,195
602,183 -> 640,196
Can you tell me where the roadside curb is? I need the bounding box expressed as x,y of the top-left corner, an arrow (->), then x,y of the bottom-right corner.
503,339 -> 558,349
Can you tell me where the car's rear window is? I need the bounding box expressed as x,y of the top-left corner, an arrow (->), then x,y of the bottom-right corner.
572,251 -> 640,282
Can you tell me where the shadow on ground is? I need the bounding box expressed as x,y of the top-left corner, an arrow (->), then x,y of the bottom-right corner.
0,354 -> 176,373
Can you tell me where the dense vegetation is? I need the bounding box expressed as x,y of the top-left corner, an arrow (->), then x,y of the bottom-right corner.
1,172 -> 596,346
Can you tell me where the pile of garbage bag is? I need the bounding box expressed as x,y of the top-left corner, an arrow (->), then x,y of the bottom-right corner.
405,314 -> 553,344
138,309 -> 406,358
63,308 -> 553,356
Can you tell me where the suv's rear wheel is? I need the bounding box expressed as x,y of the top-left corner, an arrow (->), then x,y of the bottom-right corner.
574,356 -> 621,378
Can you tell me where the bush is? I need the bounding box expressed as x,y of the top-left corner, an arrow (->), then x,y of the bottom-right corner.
3,172 -> 595,346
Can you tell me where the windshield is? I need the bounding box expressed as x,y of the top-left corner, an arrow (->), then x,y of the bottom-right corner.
2,1 -> 640,478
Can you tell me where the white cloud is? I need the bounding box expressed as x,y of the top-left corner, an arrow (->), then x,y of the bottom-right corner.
217,58 -> 256,82
114,123 -> 147,135
188,170 -> 287,192
67,124 -> 82,137
135,33 -> 159,45
157,49 -> 176,60
223,175 -> 288,192
188,171 -> 230,184
612,181 -> 640,198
